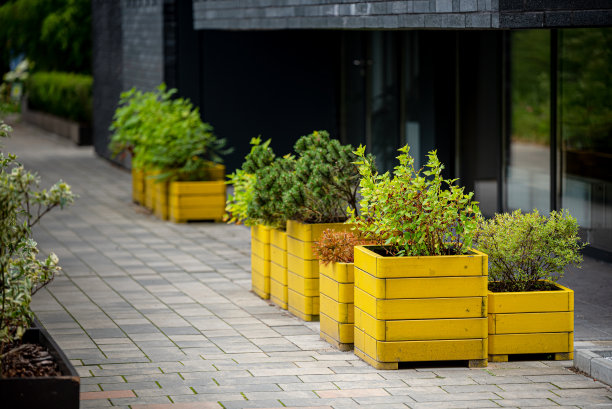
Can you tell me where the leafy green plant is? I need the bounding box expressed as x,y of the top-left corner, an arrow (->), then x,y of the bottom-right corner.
0,122 -> 75,348
476,209 -> 585,292
349,145 -> 481,257
313,229 -> 373,265
26,71 -> 92,122
109,84 -> 231,181
282,130 -> 365,224
225,137 -> 278,227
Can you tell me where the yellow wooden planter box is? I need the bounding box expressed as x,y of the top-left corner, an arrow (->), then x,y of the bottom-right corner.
488,282 -> 574,362
251,225 -> 271,300
270,228 -> 288,309
154,181 -> 169,220
286,220 -> 352,321
131,167 -> 145,205
319,261 -> 355,351
144,170 -> 158,211
166,165 -> 226,223
353,245 -> 489,370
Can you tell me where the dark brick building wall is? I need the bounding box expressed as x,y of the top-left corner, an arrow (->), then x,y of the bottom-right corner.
92,0 -> 123,160
122,0 -> 164,92
193,0 -> 500,29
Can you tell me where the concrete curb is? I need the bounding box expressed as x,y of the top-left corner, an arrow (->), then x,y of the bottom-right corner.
575,349 -> 612,387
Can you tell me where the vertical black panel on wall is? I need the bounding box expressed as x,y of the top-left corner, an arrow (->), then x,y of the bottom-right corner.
91,0 -> 123,162
165,0 -> 201,107
200,30 -> 341,173
457,31 -> 503,217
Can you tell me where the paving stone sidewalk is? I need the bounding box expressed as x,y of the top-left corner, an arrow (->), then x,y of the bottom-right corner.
3,119 -> 612,409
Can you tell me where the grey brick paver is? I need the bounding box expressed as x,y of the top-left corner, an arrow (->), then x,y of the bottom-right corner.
1,121 -> 608,408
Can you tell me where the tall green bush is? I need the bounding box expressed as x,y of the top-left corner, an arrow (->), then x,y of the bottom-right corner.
27,71 -> 92,122
0,0 -> 91,74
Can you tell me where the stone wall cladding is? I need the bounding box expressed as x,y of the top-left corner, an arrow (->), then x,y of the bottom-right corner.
499,0 -> 612,28
192,0 -> 500,30
122,0 -> 164,91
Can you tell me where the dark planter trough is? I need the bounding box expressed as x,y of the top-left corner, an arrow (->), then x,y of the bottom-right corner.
0,321 -> 80,409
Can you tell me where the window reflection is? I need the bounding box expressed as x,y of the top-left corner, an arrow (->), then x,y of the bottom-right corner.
506,30 -> 551,214
560,28 -> 612,252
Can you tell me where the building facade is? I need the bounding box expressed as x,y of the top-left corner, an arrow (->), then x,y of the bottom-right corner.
92,1 -> 612,256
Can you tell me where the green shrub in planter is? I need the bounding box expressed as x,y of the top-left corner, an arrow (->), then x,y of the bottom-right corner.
349,145 -> 488,369
26,71 -> 92,123
477,209 -> 585,293
477,209 -> 585,361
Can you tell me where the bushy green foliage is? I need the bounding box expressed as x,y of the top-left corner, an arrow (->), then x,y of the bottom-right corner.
477,209 -> 585,292
0,122 -> 76,347
349,145 -> 481,257
109,84 -> 231,181
26,71 -> 92,122
313,229 -> 372,265
225,137 -> 287,227
249,153 -> 296,229
282,130 -> 363,223
0,0 -> 91,74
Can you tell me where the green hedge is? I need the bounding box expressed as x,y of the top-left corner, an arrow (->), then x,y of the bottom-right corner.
27,71 -> 92,123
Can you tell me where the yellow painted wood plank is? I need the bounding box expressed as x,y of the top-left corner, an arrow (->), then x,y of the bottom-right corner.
488,284 -> 574,314
319,262 -> 354,283
354,287 -> 487,320
270,261 -> 287,284
251,270 -> 270,297
287,253 -> 319,279
354,246 -> 487,279
251,225 -> 271,243
320,312 -> 354,345
319,273 -> 353,304
288,289 -> 319,320
319,293 -> 353,323
287,236 -> 315,260
270,245 -> 287,268
169,180 -> 226,195
169,206 -> 224,221
489,332 -> 573,355
270,277 -> 288,309
169,195 -> 226,208
286,220 -> 352,242
251,253 -> 270,276
490,312 -> 574,335
270,228 -> 287,250
144,174 -> 157,211
251,237 -> 271,261
361,331 -> 487,362
354,269 -> 487,299
354,306 -> 487,341
287,271 -> 319,297
205,163 -> 226,181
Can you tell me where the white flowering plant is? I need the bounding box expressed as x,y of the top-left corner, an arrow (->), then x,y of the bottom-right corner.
1,122 -> 75,347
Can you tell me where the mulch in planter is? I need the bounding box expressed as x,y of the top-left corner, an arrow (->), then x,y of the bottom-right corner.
1,342 -> 61,378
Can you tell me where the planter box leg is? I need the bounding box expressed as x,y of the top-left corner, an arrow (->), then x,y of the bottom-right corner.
469,359 -> 488,368
489,354 -> 509,362
555,352 -> 572,360
320,331 -> 353,352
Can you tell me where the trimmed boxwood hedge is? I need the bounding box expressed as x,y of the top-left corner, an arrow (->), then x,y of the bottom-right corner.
26,71 -> 92,123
